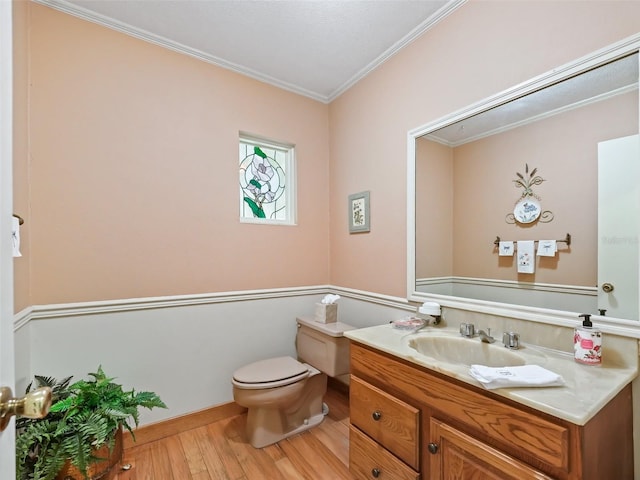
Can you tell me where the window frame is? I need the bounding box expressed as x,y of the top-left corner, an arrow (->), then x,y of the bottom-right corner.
239,133 -> 297,226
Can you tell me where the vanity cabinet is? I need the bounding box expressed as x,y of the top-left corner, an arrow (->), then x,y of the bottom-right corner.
348,342 -> 634,480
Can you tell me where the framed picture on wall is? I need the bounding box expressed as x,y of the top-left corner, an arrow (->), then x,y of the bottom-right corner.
348,191 -> 370,233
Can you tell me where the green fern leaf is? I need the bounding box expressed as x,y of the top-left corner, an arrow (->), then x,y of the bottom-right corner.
50,397 -> 73,413
134,391 -> 167,409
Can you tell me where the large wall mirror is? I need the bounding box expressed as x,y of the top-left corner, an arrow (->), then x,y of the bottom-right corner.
408,34 -> 640,327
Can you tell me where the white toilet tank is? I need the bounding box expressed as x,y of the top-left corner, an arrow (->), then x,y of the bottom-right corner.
295,316 -> 355,377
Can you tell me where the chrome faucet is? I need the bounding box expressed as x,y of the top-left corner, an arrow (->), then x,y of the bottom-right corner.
477,328 -> 495,344
459,323 -> 475,338
502,331 -> 520,350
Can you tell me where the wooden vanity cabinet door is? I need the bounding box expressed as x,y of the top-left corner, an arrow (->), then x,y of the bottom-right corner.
350,425 -> 420,480
350,376 -> 420,469
428,418 -> 553,480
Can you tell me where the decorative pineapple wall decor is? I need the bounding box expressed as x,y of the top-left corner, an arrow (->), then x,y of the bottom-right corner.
506,164 -> 554,224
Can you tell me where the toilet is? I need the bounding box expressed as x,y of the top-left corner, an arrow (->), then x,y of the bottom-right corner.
232,316 -> 355,448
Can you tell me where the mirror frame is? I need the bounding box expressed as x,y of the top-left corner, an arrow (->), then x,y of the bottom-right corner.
407,33 -> 640,337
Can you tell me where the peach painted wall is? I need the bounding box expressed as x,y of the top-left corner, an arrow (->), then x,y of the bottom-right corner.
16,4 -> 330,307
451,92 -> 638,286
329,1 -> 640,298
415,137 -> 453,278
12,0 -> 30,311
14,2 -> 640,308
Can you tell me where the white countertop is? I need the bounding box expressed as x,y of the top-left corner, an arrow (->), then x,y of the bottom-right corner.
345,324 -> 638,425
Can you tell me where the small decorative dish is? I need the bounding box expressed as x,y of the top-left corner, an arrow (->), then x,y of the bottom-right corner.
513,197 -> 541,224
392,317 -> 426,331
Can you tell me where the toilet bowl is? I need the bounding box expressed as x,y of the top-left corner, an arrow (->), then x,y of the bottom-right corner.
232,317 -> 354,448
232,356 -> 326,448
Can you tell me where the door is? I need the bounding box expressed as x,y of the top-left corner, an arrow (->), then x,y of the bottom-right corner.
428,419 -> 552,480
598,134 -> 640,319
0,1 -> 16,477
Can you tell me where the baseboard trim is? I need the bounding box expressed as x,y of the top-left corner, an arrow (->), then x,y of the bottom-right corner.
123,401 -> 247,449
327,376 -> 350,397
123,381 -> 352,449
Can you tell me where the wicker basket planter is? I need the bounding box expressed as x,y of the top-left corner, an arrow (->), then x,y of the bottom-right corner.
55,428 -> 123,480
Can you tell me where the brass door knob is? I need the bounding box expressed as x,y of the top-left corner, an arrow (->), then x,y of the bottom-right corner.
602,283 -> 614,293
0,386 -> 52,431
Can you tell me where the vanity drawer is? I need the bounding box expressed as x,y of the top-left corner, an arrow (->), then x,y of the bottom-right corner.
350,425 -> 419,480
350,376 -> 420,470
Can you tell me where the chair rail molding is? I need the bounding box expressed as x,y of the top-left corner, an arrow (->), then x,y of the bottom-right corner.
13,285 -> 413,331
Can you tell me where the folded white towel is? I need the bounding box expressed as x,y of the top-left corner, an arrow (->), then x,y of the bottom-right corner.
516,241 -> 535,273
498,241 -> 514,256
537,240 -> 558,257
469,364 -> 564,390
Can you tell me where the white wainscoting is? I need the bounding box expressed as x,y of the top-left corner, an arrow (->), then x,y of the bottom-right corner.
13,285 -> 640,472
13,286 -> 413,426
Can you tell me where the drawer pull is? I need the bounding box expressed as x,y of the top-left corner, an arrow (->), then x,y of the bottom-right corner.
371,467 -> 381,478
428,442 -> 439,454
372,410 -> 382,421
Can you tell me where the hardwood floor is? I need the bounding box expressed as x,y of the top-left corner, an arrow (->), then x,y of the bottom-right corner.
116,387 -> 354,479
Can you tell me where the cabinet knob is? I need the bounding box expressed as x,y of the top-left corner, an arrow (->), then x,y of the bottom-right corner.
428,442 -> 439,454
371,467 -> 381,478
372,411 -> 382,421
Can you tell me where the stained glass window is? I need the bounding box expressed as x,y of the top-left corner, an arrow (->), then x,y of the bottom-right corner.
239,135 -> 296,224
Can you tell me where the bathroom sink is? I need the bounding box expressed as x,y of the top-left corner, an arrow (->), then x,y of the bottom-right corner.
407,335 -> 526,367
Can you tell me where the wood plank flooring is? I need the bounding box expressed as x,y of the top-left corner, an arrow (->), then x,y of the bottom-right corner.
116,387 -> 354,479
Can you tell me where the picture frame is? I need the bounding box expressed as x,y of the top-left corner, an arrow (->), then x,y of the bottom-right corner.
348,191 -> 370,233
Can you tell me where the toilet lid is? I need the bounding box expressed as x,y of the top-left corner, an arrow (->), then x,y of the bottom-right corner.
233,356 -> 309,384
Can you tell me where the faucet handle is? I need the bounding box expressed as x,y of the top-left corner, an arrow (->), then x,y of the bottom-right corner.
502,331 -> 520,350
459,323 -> 475,337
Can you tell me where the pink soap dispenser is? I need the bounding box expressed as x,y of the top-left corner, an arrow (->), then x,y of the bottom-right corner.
574,314 -> 602,365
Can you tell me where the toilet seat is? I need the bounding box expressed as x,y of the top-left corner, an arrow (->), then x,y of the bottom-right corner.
232,356 -> 310,389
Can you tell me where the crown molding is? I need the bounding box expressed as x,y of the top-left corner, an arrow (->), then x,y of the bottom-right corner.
426,83 -> 638,147
328,0 -> 467,102
33,0 -> 467,104
32,0 -> 327,102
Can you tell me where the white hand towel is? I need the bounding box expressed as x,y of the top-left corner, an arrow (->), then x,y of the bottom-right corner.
12,216 -> 22,258
537,240 -> 557,257
469,364 -> 565,390
498,241 -> 514,256
516,240 -> 535,273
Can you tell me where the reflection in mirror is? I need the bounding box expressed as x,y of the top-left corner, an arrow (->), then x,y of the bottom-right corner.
409,40 -> 639,323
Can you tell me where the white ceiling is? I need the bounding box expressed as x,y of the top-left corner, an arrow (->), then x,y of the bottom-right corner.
36,0 -> 463,103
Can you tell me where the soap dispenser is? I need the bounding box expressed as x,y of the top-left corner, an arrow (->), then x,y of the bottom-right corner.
574,314 -> 602,365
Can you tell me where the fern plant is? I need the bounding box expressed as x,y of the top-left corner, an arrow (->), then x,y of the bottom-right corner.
16,367 -> 166,480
